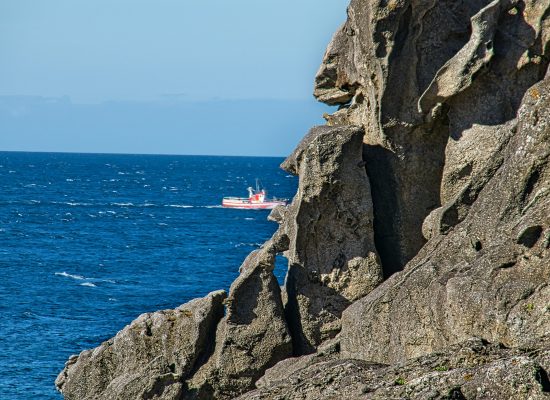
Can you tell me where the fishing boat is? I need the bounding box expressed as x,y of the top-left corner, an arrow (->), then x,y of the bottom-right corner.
222,180 -> 288,210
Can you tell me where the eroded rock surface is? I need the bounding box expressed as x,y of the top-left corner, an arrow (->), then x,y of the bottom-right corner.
279,125 -> 383,354
341,77 -> 550,365
315,0 -> 550,274
185,242 -> 292,399
55,290 -> 226,400
57,0 -> 550,399
239,337 -> 550,400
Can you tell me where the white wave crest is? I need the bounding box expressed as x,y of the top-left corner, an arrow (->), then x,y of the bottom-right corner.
55,272 -> 85,280
234,242 -> 263,248
55,271 -> 115,285
80,282 -> 96,287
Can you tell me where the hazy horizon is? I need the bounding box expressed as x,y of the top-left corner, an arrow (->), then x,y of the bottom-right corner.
1,0 -> 348,156
0,150 -> 288,158
0,95 -> 331,157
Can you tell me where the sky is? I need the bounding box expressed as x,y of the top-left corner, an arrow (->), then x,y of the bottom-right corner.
0,0 -> 349,156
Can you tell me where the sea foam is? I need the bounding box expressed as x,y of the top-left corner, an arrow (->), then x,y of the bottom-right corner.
55,272 -> 85,280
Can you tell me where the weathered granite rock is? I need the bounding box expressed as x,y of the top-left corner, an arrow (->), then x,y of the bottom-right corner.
421,119 -> 514,240
55,290 -> 226,400
341,77 -> 550,365
56,1 -> 550,398
56,241 -> 291,400
279,125 -> 383,354
185,241 -> 292,398
315,0 -> 550,275
418,0 -> 505,116
238,337 -> 550,399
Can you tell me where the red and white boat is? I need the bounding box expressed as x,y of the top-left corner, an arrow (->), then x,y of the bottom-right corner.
222,181 -> 288,210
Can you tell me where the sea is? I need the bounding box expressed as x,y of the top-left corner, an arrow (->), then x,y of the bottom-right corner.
0,152 -> 297,399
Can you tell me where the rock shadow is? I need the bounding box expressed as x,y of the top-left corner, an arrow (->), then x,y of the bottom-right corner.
449,1 -> 544,140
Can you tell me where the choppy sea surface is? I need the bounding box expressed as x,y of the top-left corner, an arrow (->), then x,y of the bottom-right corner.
0,152 -> 297,399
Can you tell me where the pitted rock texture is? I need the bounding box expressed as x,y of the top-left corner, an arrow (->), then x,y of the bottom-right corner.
315,0 -> 550,274
185,242 -> 292,399
279,125 -> 383,354
238,337 -> 550,400
421,118 -> 515,241
55,290 -> 226,400
341,77 -> 550,365
57,0 -> 550,398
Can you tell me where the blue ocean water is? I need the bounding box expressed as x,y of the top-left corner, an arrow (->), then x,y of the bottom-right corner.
0,152 -> 297,399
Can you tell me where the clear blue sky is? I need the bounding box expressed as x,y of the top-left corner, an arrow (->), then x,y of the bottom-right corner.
0,0 -> 348,155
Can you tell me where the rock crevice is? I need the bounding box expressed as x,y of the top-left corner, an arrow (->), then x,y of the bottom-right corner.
278,125 -> 383,355
56,0 -> 550,398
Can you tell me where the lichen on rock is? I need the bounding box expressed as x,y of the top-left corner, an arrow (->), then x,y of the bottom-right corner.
238,336 -> 550,399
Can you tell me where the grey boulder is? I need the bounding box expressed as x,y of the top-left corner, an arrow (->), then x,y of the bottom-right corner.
55,290 -> 226,400
185,241 -> 292,399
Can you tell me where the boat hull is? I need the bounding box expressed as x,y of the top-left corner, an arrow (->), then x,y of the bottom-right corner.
222,198 -> 286,210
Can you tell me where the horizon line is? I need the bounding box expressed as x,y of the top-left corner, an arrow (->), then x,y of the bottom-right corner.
0,150 -> 290,159
0,94 -> 320,106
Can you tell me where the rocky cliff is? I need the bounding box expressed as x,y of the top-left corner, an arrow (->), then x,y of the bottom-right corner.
57,0 -> 550,399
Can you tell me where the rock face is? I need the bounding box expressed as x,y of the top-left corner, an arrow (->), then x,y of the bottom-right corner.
239,336 -> 550,399
55,290 -> 226,400
57,0 -> 550,399
279,125 -> 383,354
315,0 -> 550,275
55,124 -> 376,399
56,244 -> 292,400
185,242 -> 292,399
340,75 -> 550,365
